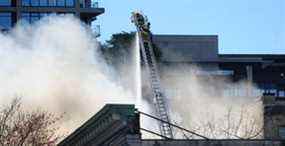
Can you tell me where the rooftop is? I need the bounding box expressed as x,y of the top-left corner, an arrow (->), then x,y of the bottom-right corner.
153,35 -> 285,63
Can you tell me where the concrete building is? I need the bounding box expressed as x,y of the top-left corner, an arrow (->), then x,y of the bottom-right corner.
0,0 -> 104,33
58,104 -> 284,146
263,95 -> 285,139
152,35 -> 285,98
58,104 -> 141,146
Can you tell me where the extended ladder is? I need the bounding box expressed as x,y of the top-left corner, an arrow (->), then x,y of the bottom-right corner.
131,12 -> 174,139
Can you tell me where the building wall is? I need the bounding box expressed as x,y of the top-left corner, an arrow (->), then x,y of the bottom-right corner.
152,35 -> 219,62
0,0 -> 104,30
137,140 -> 284,146
263,96 -> 285,139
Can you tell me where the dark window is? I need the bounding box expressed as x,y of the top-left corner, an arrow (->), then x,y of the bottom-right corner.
80,0 -> 92,8
79,0 -> 85,7
0,0 -> 11,6
0,13 -> 12,30
85,0 -> 91,7
279,127 -> 285,139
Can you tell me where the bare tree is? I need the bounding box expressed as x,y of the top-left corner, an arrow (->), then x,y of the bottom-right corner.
0,98 -> 62,146
179,104 -> 263,139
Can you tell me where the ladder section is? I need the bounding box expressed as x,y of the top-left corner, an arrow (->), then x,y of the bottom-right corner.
131,12 -> 174,139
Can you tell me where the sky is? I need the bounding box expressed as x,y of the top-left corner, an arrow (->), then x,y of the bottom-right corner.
96,0 -> 284,54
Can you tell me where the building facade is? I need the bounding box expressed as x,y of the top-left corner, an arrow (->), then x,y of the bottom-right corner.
152,35 -> 285,98
263,95 -> 285,139
58,104 -> 285,146
57,35 -> 285,145
0,0 -> 104,32
58,104 -> 141,146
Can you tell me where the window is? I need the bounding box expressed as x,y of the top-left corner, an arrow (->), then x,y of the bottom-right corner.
22,0 -> 30,6
79,0 -> 85,8
21,12 -> 51,24
31,0 -> 39,6
48,0 -> 56,6
80,0 -> 92,8
0,13 -> 12,30
30,13 -> 40,23
22,0 -> 75,7
21,13 -> 29,22
40,13 -> 49,18
279,127 -> 285,139
0,0 -> 11,6
65,0 -> 74,7
39,0 -> 48,6
57,0 -> 64,6
279,91 -> 285,97
79,0 -> 91,8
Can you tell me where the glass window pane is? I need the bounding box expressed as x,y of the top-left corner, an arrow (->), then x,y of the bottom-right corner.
48,0 -> 56,6
31,13 -> 39,17
0,0 -> 11,6
21,13 -> 49,23
85,0 -> 91,7
30,13 -> 40,23
40,13 -> 48,17
65,0 -> 74,7
31,0 -> 39,6
21,13 -> 30,23
57,0 -> 64,6
79,0 -> 84,8
22,0 -> 30,6
279,127 -> 285,139
39,0 -> 48,6
0,13 -> 12,30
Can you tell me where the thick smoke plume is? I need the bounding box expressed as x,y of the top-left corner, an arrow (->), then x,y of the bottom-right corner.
129,33 -> 263,138
0,14 -> 264,139
160,64 -> 263,139
0,15 -> 134,135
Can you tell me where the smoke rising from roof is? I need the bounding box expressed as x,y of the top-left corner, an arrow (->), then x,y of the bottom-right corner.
160,64 -> 263,139
0,15 -> 134,135
0,14 -> 264,139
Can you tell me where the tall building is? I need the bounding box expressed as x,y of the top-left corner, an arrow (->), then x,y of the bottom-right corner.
0,0 -> 104,33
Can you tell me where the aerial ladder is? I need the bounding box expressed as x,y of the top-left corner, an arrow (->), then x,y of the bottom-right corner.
131,12 -> 174,139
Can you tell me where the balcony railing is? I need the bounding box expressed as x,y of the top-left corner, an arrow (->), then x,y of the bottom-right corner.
91,1 -> 99,8
80,0 -> 99,8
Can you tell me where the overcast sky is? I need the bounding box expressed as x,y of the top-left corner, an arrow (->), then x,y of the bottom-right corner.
97,0 -> 284,54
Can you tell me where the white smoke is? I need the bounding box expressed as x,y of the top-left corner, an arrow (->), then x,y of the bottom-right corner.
160,64 -> 263,139
2,14 -> 264,139
129,29 -> 264,139
0,15 -> 134,135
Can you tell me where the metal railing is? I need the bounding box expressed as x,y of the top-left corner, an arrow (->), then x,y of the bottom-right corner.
138,111 -> 209,140
91,1 -> 99,8
80,0 -> 99,8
